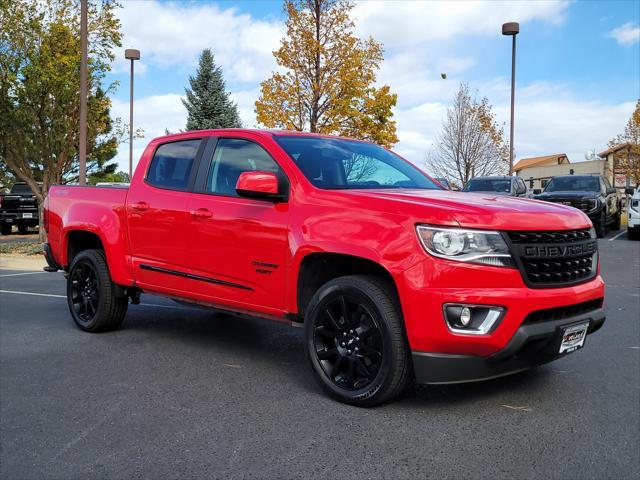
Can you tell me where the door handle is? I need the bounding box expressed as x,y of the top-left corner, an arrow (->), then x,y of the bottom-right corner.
130,201 -> 149,211
190,208 -> 212,219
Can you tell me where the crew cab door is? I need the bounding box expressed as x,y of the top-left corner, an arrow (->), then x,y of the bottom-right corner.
126,138 -> 204,289
183,136 -> 290,313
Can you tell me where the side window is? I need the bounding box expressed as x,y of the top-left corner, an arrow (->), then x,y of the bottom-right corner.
205,139 -> 280,196
147,139 -> 201,190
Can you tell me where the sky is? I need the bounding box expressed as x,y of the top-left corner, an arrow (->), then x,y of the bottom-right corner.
105,0 -> 640,174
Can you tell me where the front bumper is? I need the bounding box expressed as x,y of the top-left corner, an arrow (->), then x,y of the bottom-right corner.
628,210 -> 640,229
413,307 -> 605,384
0,211 -> 39,224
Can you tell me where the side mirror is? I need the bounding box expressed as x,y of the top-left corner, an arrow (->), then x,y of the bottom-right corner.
606,187 -> 616,195
533,189 -> 542,195
625,187 -> 635,195
235,171 -> 285,202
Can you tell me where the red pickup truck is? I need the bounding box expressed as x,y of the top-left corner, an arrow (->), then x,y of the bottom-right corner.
44,129 -> 605,406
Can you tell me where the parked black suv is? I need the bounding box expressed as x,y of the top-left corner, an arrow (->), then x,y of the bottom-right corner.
462,176 -> 529,197
0,182 -> 39,235
533,175 -> 620,238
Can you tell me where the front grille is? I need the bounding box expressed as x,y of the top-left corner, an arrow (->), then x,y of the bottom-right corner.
544,199 -> 595,213
523,298 -> 603,324
508,229 -> 592,244
506,229 -> 597,288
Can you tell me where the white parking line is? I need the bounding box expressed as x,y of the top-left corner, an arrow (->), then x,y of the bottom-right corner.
0,271 -> 49,277
0,289 -> 64,298
608,230 -> 628,241
0,289 -> 187,310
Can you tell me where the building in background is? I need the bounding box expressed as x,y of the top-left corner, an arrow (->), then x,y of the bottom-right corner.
597,143 -> 638,189
514,149 -> 636,191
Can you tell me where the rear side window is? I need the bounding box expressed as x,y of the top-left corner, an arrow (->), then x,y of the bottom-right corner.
147,139 -> 201,190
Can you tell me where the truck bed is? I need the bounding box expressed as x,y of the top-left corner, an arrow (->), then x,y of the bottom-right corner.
46,185 -> 130,281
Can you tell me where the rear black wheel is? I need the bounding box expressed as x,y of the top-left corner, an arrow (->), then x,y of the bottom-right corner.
0,223 -> 12,235
67,249 -> 127,332
17,224 -> 29,235
304,275 -> 411,407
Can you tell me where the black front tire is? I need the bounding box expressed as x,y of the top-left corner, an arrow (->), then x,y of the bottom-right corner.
629,227 -> 640,240
17,224 -> 29,235
67,249 -> 128,332
0,224 -> 12,235
595,211 -> 607,238
610,211 -> 621,231
303,275 -> 412,407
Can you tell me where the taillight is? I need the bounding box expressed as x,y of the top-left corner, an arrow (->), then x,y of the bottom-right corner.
43,196 -> 49,233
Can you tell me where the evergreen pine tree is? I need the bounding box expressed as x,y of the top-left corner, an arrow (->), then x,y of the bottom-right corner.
182,49 -> 242,130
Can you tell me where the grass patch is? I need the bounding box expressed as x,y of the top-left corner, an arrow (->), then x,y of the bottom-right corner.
0,241 -> 43,256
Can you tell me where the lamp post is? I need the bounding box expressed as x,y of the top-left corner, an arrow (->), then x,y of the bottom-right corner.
502,22 -> 519,176
125,48 -> 140,179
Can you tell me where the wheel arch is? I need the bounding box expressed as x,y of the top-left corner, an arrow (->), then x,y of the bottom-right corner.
294,252 -> 400,320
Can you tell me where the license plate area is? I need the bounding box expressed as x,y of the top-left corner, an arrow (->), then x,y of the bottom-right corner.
559,322 -> 589,354
22,213 -> 33,218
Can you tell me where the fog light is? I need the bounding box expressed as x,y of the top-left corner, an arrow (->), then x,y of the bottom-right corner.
460,307 -> 472,326
443,304 -> 505,335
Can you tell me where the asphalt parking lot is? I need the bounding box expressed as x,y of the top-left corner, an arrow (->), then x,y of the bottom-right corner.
1,232 -> 639,479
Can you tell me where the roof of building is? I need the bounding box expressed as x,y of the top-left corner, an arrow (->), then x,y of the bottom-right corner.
597,142 -> 632,157
513,153 -> 569,172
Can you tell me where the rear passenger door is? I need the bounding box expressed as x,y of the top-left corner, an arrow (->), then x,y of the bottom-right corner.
183,136 -> 290,313
127,138 -> 204,289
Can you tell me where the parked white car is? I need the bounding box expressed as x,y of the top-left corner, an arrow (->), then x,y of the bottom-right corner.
628,188 -> 640,240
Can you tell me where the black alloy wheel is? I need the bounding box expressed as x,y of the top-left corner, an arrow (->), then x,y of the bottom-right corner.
595,211 -> 607,238
66,249 -> 127,332
304,275 -> 411,407
312,294 -> 383,390
69,259 -> 100,324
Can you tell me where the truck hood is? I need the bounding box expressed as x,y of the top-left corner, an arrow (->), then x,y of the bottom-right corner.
534,191 -> 598,200
341,189 -> 592,231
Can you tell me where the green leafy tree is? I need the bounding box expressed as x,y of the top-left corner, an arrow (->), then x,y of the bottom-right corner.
1,0 -> 122,238
182,49 -> 241,130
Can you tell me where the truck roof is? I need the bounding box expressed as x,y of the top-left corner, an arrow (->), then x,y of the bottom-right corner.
150,129 -> 371,145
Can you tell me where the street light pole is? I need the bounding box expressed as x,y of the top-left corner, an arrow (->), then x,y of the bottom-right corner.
502,22 -> 519,176
79,0 -> 88,185
125,49 -> 140,179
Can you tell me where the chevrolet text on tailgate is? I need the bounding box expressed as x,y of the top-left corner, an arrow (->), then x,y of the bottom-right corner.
43,129 -> 606,406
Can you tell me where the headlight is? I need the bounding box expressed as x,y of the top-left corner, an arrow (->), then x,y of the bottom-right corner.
416,225 -> 514,268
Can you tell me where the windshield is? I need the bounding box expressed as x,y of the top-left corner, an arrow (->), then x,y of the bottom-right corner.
544,176 -> 599,192
274,136 -> 439,190
10,183 -> 34,194
463,178 -> 511,193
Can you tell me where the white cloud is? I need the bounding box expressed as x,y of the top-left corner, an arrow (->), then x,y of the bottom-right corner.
608,22 -> 640,46
115,1 -> 283,84
111,93 -> 187,171
110,88 -> 262,171
353,0 -> 570,49
393,90 -> 635,171
229,88 -> 261,128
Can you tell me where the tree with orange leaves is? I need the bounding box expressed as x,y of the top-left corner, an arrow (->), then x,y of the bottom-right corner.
255,0 -> 398,148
